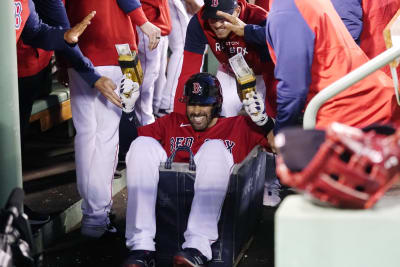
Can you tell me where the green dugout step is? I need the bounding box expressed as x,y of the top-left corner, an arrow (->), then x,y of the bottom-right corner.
275,194 -> 400,267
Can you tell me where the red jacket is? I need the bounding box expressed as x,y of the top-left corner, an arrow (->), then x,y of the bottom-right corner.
14,0 -> 30,42
17,40 -> 53,77
359,0 -> 400,77
141,0 -> 171,36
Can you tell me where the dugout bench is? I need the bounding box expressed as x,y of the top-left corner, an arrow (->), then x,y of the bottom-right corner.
155,145 -> 276,267
29,81 -> 72,132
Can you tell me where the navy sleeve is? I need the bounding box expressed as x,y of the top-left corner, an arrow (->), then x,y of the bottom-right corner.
24,0 -> 100,86
33,0 -> 70,28
244,20 -> 271,62
244,19 -> 266,46
184,16 -> 208,54
330,0 -> 363,44
116,0 -> 142,13
266,10 -> 314,133
21,0 -> 67,50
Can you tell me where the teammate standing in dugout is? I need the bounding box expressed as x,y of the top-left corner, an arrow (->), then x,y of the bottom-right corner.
218,0 -> 400,133
173,0 -> 281,206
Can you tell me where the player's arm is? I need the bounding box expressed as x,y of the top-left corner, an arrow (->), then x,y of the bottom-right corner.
242,91 -> 276,151
266,10 -> 314,134
21,1 -> 98,84
217,11 -> 270,62
137,114 -> 169,142
216,10 -> 266,46
117,0 -> 161,50
24,0 -> 121,107
330,0 -> 363,44
173,15 -> 208,114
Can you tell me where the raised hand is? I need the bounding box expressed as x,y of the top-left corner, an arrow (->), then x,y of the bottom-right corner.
216,10 -> 246,37
119,75 -> 140,113
94,76 -> 122,108
243,91 -> 268,126
64,11 -> 96,44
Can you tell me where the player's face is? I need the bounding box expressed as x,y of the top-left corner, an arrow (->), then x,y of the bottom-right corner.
208,18 -> 231,39
208,7 -> 241,39
186,104 -> 218,131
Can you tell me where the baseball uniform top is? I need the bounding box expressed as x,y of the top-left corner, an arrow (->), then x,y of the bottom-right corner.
265,0 -> 400,132
255,0 -> 271,11
17,0 -> 70,77
173,0 -> 277,116
65,0 -> 148,67
331,0 -> 400,77
141,0 -> 172,36
138,112 -> 269,164
15,0 -> 101,86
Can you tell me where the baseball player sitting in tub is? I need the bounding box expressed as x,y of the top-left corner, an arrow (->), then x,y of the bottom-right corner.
120,72 -> 274,267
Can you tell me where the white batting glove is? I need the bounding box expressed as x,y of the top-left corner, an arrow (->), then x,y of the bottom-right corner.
243,91 -> 269,126
119,75 -> 140,113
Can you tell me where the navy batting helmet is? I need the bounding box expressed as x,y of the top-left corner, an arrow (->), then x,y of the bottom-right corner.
181,73 -> 223,117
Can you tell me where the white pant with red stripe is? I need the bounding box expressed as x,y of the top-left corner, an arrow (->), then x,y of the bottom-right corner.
155,0 -> 189,112
68,66 -> 122,227
125,136 -> 234,260
136,28 -> 168,125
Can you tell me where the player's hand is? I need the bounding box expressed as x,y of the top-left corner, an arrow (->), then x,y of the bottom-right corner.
140,21 -> 161,50
216,10 -> 246,37
243,91 -> 268,126
119,75 -> 140,113
94,76 -> 123,108
64,11 -> 96,44
185,0 -> 202,15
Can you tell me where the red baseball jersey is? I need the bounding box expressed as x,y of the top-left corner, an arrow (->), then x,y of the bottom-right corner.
138,112 -> 269,164
174,0 -> 277,117
65,0 -> 148,66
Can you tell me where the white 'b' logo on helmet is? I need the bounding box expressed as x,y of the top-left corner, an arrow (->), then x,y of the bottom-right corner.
192,82 -> 202,94
211,0 -> 218,7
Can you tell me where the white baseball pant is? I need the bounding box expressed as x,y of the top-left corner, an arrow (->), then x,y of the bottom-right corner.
125,136 -> 234,260
152,37 -> 168,115
136,28 -> 168,125
216,66 -> 266,117
68,66 -> 122,227
155,0 -> 189,112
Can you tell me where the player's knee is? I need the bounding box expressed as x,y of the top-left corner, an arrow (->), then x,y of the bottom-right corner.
198,139 -> 231,160
126,136 -> 163,163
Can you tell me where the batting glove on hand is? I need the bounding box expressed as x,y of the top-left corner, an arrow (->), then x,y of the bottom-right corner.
243,92 -> 268,126
119,75 -> 140,113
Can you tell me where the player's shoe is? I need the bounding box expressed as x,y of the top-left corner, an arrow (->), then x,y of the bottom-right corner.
263,178 -> 281,207
173,248 -> 208,267
122,250 -> 156,267
81,213 -> 118,239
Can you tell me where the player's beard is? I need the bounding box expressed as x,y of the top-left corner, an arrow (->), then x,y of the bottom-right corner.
187,110 -> 213,131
